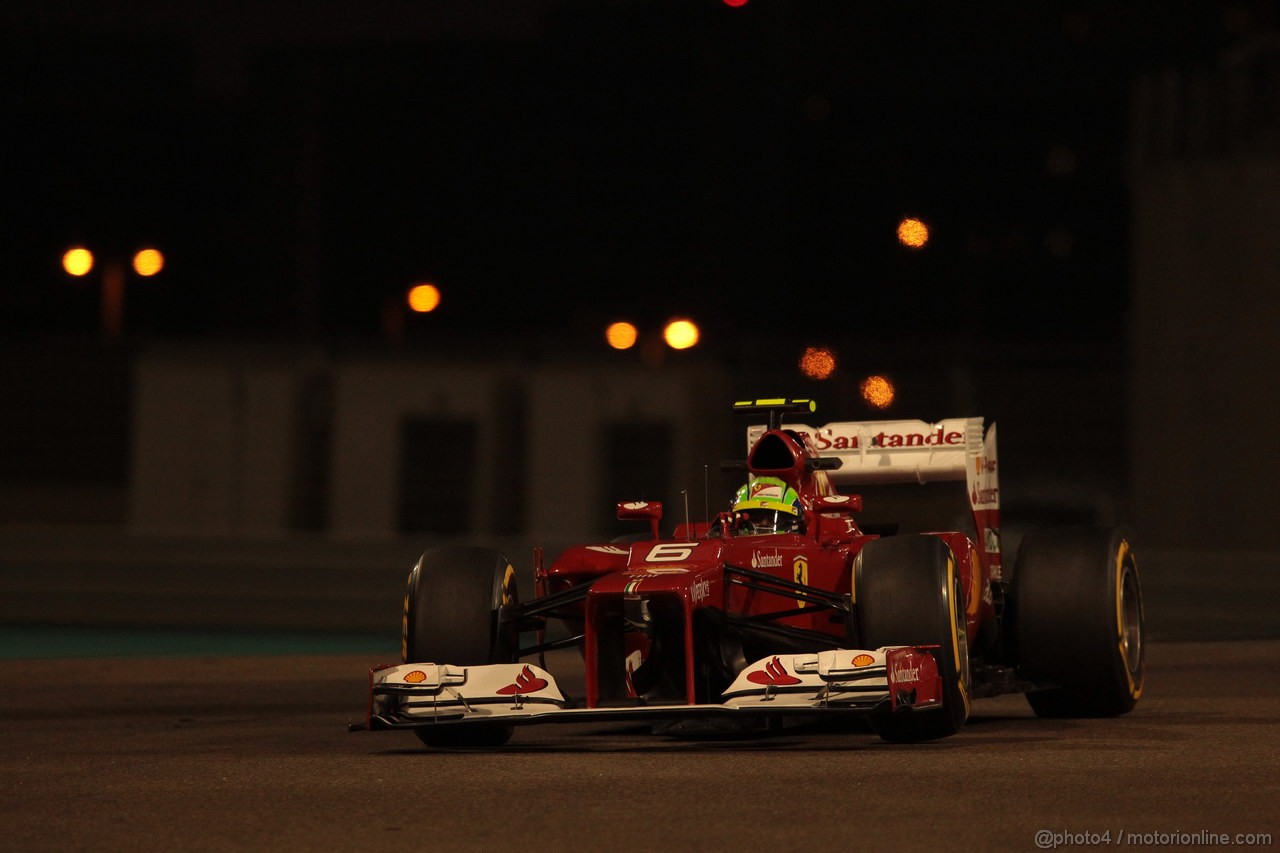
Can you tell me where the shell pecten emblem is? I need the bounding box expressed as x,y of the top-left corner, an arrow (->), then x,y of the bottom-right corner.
404,670 -> 427,684
852,654 -> 875,667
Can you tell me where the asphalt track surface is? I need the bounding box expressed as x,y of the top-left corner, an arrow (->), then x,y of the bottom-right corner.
2,641 -> 1278,853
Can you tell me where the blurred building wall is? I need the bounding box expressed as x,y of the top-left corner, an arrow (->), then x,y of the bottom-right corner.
326,360 -> 513,538
0,344 -> 131,525
129,347 -> 328,535
128,349 -> 729,540
1128,53 -> 1280,549
523,366 -> 726,539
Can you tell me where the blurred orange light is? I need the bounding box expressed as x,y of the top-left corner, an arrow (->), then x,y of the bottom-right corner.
897,217 -> 930,249
860,375 -> 895,409
799,346 -> 837,380
605,321 -> 638,350
407,283 -> 441,313
63,247 -> 94,277
132,248 -> 164,277
663,318 -> 699,350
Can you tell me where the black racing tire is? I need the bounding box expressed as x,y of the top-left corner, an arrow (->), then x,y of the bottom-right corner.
855,535 -> 971,743
402,545 -> 520,747
1012,526 -> 1144,718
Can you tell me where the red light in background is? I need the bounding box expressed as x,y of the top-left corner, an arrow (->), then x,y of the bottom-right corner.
897,218 -> 930,249
799,347 -> 837,380
723,0 -> 749,7
860,375 -> 896,409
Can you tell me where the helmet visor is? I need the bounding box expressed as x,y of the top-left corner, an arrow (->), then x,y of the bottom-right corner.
734,507 -> 801,536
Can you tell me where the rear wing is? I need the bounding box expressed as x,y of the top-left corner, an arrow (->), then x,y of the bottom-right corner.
747,417 -> 1002,577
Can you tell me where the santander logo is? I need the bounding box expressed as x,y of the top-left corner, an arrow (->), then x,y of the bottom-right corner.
496,665 -> 549,695
891,662 -> 922,684
746,656 -> 801,686
751,551 -> 782,569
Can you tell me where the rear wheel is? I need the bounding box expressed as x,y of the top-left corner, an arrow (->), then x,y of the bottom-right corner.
855,535 -> 971,742
402,545 -> 520,746
1012,526 -> 1144,717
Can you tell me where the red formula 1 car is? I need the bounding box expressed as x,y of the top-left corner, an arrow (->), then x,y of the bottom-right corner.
352,398 -> 1144,746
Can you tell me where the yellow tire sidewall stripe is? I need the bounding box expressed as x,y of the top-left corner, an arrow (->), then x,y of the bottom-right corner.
946,553 -> 971,717
1115,540 -> 1142,699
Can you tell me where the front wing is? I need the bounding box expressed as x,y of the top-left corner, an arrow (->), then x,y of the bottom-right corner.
352,646 -> 943,733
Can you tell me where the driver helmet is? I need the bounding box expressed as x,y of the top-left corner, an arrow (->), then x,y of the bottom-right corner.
731,476 -> 804,535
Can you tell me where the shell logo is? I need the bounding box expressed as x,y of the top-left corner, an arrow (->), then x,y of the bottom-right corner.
404,670 -> 427,684
852,654 -> 875,667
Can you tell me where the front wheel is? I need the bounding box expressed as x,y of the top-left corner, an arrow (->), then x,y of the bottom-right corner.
855,535 -> 971,743
1012,526 -> 1144,718
402,545 -> 520,747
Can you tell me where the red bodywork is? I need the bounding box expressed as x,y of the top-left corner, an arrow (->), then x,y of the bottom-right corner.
529,422 -> 998,709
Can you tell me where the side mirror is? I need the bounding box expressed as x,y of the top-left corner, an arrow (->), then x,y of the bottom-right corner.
815,493 -> 861,513
617,501 -> 664,540
812,493 -> 861,544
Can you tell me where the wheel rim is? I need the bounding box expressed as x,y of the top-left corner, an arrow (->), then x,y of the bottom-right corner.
1119,564 -> 1143,684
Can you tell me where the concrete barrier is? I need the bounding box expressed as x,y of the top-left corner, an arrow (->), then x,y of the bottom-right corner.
1,529 -> 1275,641
0,528 -> 565,635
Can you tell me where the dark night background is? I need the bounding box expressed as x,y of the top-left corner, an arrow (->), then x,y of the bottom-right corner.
0,0 -> 1278,656
1,0 -> 1277,551
2,14 -> 1278,845
1,1 -> 1253,350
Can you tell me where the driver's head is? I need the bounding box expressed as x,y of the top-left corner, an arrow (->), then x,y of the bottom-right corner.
731,476 -> 804,535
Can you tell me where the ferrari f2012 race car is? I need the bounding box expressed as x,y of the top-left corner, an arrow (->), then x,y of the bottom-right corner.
351,398 -> 1144,746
